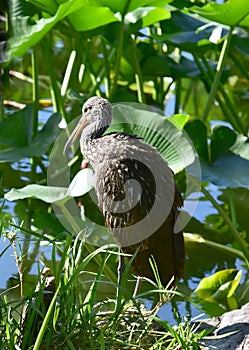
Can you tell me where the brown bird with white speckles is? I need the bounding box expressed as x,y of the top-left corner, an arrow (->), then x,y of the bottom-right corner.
64,96 -> 184,289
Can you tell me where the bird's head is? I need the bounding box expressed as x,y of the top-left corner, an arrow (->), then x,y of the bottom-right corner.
64,96 -> 112,154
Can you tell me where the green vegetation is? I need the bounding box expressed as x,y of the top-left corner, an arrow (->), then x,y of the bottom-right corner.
1,229 -> 209,349
1,0 -> 249,348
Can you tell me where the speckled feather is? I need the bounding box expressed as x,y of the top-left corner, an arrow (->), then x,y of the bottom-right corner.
73,96 -> 185,286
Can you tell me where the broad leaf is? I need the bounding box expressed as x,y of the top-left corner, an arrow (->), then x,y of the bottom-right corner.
5,168 -> 95,204
6,0 -> 101,61
210,125 -> 237,162
0,104 -> 33,147
67,4 -> 118,31
184,120 -> 209,162
192,269 -> 242,316
95,0 -> 172,15
195,269 -> 242,301
67,168 -> 95,197
158,11 -> 226,53
190,0 -> 249,27
5,185 -> 69,204
0,109 -> 61,162
109,103 -> 194,173
193,269 -> 242,316
186,120 -> 249,187
125,6 -> 171,27
189,154 -> 249,188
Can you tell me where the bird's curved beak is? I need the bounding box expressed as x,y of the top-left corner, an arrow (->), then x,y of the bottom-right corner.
63,117 -> 89,155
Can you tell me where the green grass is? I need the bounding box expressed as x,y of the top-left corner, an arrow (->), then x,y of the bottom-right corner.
0,224 -> 209,350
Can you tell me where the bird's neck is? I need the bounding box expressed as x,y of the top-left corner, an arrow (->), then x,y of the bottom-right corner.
88,126 -> 109,140
80,121 -> 109,165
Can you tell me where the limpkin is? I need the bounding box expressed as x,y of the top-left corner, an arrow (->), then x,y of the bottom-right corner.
64,96 -> 184,290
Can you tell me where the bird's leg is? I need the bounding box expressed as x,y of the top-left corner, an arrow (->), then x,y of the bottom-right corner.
133,276 -> 141,298
115,251 -> 126,311
117,252 -> 126,286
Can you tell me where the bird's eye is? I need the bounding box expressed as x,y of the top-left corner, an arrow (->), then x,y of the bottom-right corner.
84,105 -> 92,114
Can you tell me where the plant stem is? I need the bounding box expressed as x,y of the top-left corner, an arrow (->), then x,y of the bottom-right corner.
174,78 -> 181,114
184,233 -> 245,260
109,0 -> 131,99
230,51 -> 249,82
109,0 -> 132,100
202,56 -> 245,134
102,39 -> 111,98
110,20 -> 125,99
201,29 -> 233,122
190,176 -> 249,265
194,54 -> 244,133
31,47 -> 39,136
31,48 -> 40,185
227,188 -> 238,228
42,36 -> 66,119
130,35 -> 146,104
88,48 -> 116,97
33,283 -> 60,350
61,50 -> 77,97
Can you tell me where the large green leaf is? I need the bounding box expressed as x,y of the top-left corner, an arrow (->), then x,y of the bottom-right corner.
125,6 -> 171,27
5,184 -> 69,204
26,0 -> 58,14
67,4 -> 118,31
0,107 -> 61,162
190,0 -> 249,27
186,120 -> 249,187
5,0 -> 173,63
230,133 -> 249,161
7,0 -> 78,60
6,0 -> 117,61
210,125 -> 237,162
157,11 -> 225,53
28,0 -> 118,31
195,269 -> 242,301
0,104 -> 33,147
184,120 -> 209,162
192,269 -> 242,316
5,168 -> 95,204
95,0 -> 172,15
109,103 -> 194,173
199,154 -> 249,188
